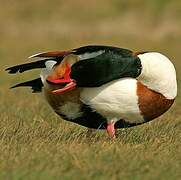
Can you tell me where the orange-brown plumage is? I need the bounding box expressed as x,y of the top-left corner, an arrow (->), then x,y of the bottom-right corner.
137,81 -> 174,121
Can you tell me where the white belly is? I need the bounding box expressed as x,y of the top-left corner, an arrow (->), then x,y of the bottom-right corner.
80,78 -> 144,124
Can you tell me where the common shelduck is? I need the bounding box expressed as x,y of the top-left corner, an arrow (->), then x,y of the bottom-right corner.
6,45 -> 177,139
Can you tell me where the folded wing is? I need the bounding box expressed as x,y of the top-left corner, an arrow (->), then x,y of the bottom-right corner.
6,45 -> 143,91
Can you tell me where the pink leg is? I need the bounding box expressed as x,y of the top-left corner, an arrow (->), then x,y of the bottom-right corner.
106,121 -> 116,139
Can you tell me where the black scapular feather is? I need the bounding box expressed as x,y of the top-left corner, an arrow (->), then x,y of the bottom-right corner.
5,58 -> 61,74
71,50 -> 142,87
10,78 -> 43,93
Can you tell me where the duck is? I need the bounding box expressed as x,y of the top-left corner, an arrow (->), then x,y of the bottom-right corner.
6,45 -> 177,139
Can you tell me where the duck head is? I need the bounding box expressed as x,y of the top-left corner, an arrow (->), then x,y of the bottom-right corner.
46,54 -> 79,94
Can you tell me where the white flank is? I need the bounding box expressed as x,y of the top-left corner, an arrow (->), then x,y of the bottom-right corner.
78,50 -> 105,60
138,52 -> 177,99
80,78 -> 144,124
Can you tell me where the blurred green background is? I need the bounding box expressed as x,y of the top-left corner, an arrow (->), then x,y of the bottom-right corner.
1,0 -> 181,179
1,0 -> 181,84
1,0 -> 181,65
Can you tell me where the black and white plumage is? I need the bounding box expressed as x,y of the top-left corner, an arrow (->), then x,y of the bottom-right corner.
6,45 -> 177,138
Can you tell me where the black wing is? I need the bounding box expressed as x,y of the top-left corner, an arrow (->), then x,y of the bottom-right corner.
73,45 -> 133,56
5,58 -> 61,74
6,45 -> 143,90
10,78 -> 43,93
5,51 -> 66,92
71,46 -> 142,87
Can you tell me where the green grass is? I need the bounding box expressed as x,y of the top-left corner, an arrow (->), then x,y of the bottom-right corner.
1,0 -> 181,179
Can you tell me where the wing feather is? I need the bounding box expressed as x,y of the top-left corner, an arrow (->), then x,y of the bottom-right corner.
10,78 -> 43,93
29,50 -> 72,58
5,59 -> 53,74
